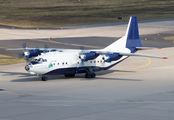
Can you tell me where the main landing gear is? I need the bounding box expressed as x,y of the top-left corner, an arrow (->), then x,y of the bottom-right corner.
85,73 -> 96,78
42,75 -> 48,81
85,67 -> 96,78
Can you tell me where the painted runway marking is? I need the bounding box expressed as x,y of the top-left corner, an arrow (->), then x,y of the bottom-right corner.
30,39 -> 50,43
48,36 -> 102,48
133,57 -> 151,70
29,38 -> 102,48
0,46 -> 9,49
103,57 -> 152,76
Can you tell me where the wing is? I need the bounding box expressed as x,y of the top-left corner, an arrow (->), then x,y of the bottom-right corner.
95,51 -> 167,59
6,48 -> 63,52
6,47 -> 67,61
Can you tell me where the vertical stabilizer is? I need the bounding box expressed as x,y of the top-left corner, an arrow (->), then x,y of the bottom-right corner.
104,16 -> 143,53
125,16 -> 143,49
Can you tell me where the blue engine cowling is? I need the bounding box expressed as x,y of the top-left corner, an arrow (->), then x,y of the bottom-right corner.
24,49 -> 40,58
29,49 -> 40,58
79,52 -> 99,61
102,53 -> 122,62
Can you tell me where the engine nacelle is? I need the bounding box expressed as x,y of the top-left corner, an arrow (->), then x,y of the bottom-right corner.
102,53 -> 122,62
23,49 -> 40,58
79,52 -> 99,61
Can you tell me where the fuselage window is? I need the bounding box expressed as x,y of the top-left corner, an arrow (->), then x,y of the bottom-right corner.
62,62 -> 64,65
94,61 -> 96,63
66,62 -> 67,64
43,59 -> 47,62
90,61 -> 92,63
57,63 -> 59,65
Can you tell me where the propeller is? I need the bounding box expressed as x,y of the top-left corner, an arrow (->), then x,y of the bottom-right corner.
22,43 -> 27,48
79,46 -> 85,66
43,44 -> 49,53
18,43 -> 30,61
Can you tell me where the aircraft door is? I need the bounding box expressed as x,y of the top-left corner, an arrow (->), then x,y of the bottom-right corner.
76,55 -> 81,68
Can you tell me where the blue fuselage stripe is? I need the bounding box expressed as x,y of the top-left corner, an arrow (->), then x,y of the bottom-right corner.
46,57 -> 128,75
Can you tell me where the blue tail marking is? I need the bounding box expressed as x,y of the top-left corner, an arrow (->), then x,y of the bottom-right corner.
126,16 -> 143,49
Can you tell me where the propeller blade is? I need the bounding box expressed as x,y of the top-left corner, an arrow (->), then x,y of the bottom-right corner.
80,46 -> 85,51
44,44 -> 49,49
26,56 -> 29,61
43,44 -> 49,53
80,46 -> 85,66
81,59 -> 85,66
22,43 -> 27,48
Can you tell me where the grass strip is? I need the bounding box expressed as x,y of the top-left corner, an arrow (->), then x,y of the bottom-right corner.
163,36 -> 174,41
0,54 -> 26,65
0,0 -> 174,28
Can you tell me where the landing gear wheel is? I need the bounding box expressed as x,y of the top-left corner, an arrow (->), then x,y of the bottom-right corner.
85,73 -> 91,78
42,75 -> 48,81
91,73 -> 96,78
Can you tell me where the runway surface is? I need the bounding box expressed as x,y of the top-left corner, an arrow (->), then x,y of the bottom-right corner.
0,19 -> 174,120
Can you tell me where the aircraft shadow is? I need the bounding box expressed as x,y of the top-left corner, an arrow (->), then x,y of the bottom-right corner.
3,70 -> 141,82
96,70 -> 135,75
81,77 -> 143,81
0,71 -> 33,77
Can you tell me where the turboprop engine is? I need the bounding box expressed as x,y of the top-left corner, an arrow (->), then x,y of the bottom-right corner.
79,52 -> 99,61
23,49 -> 40,58
102,53 -> 122,62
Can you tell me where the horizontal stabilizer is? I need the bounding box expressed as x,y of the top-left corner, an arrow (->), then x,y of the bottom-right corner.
136,47 -> 162,50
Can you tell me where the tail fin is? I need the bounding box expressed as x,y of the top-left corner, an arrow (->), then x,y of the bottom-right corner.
104,16 -> 143,52
125,16 -> 143,48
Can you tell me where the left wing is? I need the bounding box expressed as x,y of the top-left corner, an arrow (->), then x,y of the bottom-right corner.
6,47 -> 65,60
95,51 -> 167,59
6,48 -> 63,52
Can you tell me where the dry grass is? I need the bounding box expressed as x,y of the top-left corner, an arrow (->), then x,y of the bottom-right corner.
163,36 -> 174,41
0,54 -> 26,65
0,0 -> 174,28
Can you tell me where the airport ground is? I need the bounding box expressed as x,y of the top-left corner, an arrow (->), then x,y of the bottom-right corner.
0,19 -> 174,120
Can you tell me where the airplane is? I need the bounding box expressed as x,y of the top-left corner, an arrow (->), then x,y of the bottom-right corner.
7,16 -> 167,81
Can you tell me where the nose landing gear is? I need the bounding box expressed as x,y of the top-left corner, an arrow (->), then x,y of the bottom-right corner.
42,75 -> 48,81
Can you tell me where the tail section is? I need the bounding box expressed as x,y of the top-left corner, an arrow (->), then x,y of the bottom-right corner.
104,16 -> 143,52
125,16 -> 142,48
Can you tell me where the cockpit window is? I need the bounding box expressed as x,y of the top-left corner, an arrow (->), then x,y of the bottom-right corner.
30,58 -> 46,65
43,59 -> 47,62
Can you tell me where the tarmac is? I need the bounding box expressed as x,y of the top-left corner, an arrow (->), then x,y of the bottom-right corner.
0,19 -> 174,120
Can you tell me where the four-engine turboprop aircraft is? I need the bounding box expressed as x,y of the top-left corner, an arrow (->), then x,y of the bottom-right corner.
7,16 -> 167,81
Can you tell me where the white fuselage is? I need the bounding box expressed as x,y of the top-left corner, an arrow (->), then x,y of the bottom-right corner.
27,48 -> 130,75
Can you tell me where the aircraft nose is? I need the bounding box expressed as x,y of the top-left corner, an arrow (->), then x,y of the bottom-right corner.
25,65 -> 30,71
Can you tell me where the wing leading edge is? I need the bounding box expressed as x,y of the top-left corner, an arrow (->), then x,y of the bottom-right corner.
95,51 -> 167,59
